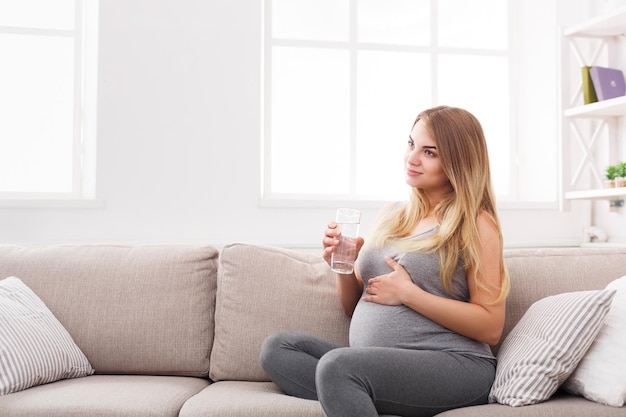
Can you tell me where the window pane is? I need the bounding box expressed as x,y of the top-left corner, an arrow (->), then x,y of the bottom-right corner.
356,50 -> 431,199
270,47 -> 350,194
272,0 -> 349,41
0,0 -> 75,30
438,0 -> 507,50
0,34 -> 74,193
357,0 -> 430,46
438,54 -> 509,195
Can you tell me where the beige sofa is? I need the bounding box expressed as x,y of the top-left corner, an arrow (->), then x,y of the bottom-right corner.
0,243 -> 625,417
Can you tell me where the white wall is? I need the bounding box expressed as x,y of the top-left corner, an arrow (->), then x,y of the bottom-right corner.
0,0 -> 614,249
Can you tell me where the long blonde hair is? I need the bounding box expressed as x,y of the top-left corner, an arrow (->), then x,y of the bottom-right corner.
370,106 -> 509,303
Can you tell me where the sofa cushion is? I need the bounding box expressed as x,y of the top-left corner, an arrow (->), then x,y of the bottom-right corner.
0,375 -> 209,417
0,245 -> 219,377
436,392 -> 626,416
489,289 -> 615,407
209,243 -> 350,381
0,276 -> 94,395
180,381 -> 324,417
179,381 -> 400,417
563,275 -> 626,407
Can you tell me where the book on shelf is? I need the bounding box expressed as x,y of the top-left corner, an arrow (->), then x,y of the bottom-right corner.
589,66 -> 626,101
582,66 -> 598,104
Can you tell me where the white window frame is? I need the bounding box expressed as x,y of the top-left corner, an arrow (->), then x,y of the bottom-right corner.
0,0 -> 99,207
262,0 -> 520,208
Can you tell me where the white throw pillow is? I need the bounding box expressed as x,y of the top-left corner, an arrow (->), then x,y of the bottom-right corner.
0,276 -> 94,395
489,289 -> 615,407
563,276 -> 626,407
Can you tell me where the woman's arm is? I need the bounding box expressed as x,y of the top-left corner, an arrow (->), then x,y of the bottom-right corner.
335,269 -> 364,317
322,201 -> 400,317
363,212 -> 506,345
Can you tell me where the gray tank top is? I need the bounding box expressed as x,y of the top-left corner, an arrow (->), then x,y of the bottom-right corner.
349,228 -> 494,359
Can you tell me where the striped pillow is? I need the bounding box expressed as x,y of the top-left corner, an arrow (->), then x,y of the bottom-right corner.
489,289 -> 615,407
0,276 -> 94,396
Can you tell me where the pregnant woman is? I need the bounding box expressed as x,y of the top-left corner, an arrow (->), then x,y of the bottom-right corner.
260,105 -> 509,417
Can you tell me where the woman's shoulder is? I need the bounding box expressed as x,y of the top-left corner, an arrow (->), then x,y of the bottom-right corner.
476,210 -> 501,240
381,200 -> 407,215
373,201 -> 405,223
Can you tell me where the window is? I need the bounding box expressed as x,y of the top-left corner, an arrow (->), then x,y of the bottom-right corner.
263,0 -> 512,204
0,0 -> 98,200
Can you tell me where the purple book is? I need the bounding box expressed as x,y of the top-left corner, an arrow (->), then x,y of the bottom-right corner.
589,66 -> 626,101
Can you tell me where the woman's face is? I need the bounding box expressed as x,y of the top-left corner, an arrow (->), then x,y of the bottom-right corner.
404,120 -> 450,195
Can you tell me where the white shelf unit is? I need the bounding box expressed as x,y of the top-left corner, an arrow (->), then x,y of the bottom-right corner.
565,186 -> 626,200
564,95 -> 626,117
560,7 -> 626,205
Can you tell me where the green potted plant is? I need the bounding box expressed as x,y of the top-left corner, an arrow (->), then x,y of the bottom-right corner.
605,164 -> 618,188
616,161 -> 626,187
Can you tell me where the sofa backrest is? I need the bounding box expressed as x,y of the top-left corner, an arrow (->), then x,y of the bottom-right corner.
0,244 -> 219,377
497,247 -> 626,354
209,243 -> 351,382
2,243 -> 624,381
208,244 -> 626,381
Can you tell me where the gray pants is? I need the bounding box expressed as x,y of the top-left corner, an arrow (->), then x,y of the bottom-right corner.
259,331 -> 495,417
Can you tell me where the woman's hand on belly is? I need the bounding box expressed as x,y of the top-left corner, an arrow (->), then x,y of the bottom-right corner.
363,257 -> 415,305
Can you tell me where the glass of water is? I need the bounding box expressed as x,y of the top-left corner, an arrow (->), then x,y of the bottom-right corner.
331,208 -> 361,274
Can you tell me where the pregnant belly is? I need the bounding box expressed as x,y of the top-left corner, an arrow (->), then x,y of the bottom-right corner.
348,300 -> 434,349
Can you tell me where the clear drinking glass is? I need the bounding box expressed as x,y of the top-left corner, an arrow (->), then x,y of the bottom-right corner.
330,208 -> 361,274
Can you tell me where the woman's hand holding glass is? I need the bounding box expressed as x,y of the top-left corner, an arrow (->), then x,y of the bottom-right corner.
322,221 -> 364,273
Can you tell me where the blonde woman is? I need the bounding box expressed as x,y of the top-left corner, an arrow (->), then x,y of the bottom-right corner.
260,106 -> 509,417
